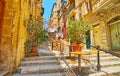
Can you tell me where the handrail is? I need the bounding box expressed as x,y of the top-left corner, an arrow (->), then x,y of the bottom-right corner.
49,38 -> 77,76
55,40 -> 76,76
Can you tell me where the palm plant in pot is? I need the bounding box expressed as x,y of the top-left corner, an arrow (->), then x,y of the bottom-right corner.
67,18 -> 91,51
24,21 -> 47,55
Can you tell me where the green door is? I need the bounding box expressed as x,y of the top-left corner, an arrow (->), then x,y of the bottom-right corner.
109,22 -> 120,51
118,22 -> 120,49
86,31 -> 91,49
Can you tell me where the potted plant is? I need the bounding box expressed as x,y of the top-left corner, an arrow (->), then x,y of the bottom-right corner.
67,18 -> 91,51
24,21 -> 47,55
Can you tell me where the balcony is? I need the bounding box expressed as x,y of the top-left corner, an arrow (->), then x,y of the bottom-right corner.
61,0 -> 68,12
84,10 -> 93,18
57,10 -> 60,18
41,7 -> 44,16
66,2 -> 75,16
61,0 -> 67,8
92,0 -> 118,12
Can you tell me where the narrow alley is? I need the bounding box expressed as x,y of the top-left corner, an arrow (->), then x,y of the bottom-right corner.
0,0 -> 120,76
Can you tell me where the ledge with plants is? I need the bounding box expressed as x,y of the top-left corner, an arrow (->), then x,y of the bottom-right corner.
24,21 -> 47,55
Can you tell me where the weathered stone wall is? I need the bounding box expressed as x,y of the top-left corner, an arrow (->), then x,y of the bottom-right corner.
0,0 -> 14,71
84,1 -> 120,50
102,6 -> 120,50
0,0 -> 30,72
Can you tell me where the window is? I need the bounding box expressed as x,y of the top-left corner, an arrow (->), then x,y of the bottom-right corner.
82,1 -> 91,15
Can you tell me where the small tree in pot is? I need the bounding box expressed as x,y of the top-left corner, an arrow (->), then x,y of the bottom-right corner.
24,21 -> 47,55
67,18 -> 91,51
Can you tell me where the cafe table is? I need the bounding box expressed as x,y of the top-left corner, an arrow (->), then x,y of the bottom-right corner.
70,51 -> 98,72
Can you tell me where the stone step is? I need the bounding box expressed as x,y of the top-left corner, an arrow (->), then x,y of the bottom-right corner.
86,53 -> 113,58
13,72 -> 64,76
0,71 -> 8,76
89,66 -> 120,76
88,56 -> 120,62
38,49 -> 56,56
61,56 -> 120,63
23,56 -> 58,61
19,65 -> 64,74
21,60 -> 60,66
63,53 -> 113,60
81,60 -> 120,68
99,61 -> 120,68
60,58 -> 120,69
25,53 -> 55,57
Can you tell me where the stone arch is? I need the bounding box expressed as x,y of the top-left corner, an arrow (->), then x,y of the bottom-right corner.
107,14 -> 120,24
107,15 -> 120,51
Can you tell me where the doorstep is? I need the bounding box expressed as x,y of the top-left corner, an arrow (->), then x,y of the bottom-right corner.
0,71 -> 9,76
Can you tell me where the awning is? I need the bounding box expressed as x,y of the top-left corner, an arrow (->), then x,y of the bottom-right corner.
48,28 -> 57,33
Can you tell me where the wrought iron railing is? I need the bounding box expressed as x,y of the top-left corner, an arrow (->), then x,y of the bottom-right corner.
59,52 -> 77,76
82,42 -> 107,72
53,40 -> 77,76
50,38 -> 111,75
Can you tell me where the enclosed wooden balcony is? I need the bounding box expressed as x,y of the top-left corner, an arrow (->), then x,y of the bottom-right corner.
92,0 -> 119,12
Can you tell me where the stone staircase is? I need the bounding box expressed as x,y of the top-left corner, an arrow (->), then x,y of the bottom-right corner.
11,40 -> 120,76
88,51 -> 120,76
12,49 -> 66,76
63,51 -> 120,76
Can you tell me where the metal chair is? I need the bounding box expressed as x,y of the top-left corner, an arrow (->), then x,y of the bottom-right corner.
82,49 -> 98,74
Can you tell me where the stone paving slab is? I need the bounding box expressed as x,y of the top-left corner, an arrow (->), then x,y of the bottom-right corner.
99,61 -> 120,68
89,66 -> 120,76
21,60 -> 60,66
19,65 -> 64,74
23,56 -> 58,61
0,71 -> 8,76
60,58 -> 120,68
83,53 -> 112,58
38,49 -> 55,55
13,72 -> 63,76
87,56 -> 120,62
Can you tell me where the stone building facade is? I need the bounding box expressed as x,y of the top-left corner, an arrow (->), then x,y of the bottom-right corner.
81,0 -> 120,51
49,3 -> 58,31
50,0 -> 120,51
30,0 -> 43,22
0,0 -> 43,72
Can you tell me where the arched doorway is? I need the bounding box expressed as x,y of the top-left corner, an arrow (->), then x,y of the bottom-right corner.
108,16 -> 120,51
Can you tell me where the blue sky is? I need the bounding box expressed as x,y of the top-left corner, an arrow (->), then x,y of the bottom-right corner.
43,0 -> 56,29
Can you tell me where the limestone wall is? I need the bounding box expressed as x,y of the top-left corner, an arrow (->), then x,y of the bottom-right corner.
84,2 -> 120,50
0,0 -> 30,72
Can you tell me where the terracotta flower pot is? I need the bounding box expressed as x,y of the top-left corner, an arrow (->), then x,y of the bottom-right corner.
72,44 -> 82,52
30,46 -> 38,53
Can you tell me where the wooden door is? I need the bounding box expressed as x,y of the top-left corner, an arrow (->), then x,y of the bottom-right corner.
93,25 -> 101,46
0,0 -> 5,25
109,22 -> 120,51
86,31 -> 91,49
118,22 -> 120,49
116,23 -> 120,50
0,0 -> 5,43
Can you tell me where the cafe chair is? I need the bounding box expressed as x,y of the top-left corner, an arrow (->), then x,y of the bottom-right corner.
82,49 -> 98,74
